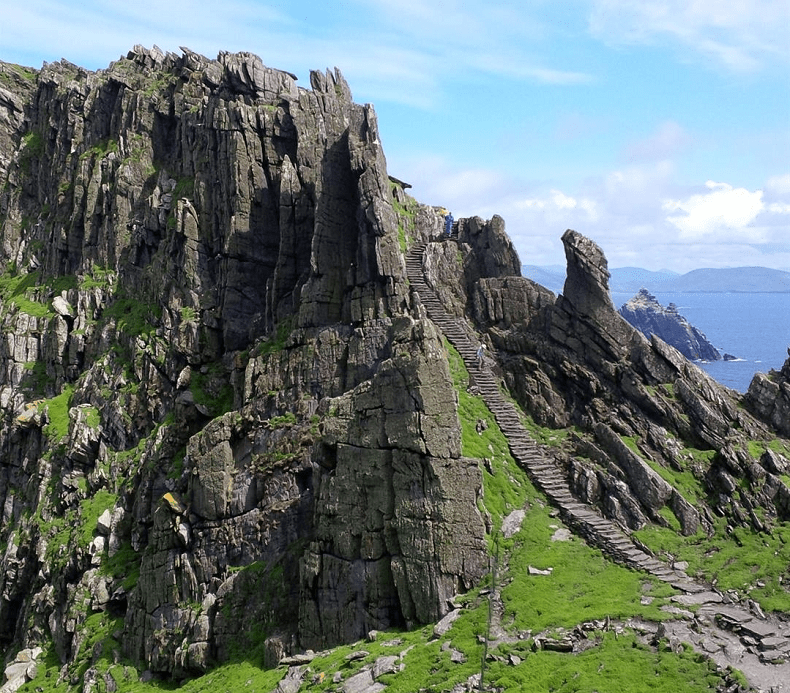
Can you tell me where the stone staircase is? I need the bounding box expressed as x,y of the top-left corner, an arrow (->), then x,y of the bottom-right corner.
407,239 -> 790,688
406,241 -> 698,591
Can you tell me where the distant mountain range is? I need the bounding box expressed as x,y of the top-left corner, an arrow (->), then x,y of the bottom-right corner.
521,265 -> 790,296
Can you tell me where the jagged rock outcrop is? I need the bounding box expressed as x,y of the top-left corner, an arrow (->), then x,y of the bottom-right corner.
745,351 -> 790,437
422,227 -> 789,545
619,288 -> 721,361
1,46 -> 790,688
0,46 -> 485,678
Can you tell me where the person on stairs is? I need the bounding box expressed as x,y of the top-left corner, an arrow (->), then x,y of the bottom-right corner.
444,212 -> 454,237
476,342 -> 486,369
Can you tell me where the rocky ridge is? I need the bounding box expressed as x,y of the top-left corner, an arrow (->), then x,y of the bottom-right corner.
0,46 -> 789,691
619,288 -> 721,362
0,45 -> 487,679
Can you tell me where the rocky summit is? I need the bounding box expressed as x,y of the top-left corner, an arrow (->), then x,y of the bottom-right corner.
619,288 -> 721,362
0,47 -> 789,692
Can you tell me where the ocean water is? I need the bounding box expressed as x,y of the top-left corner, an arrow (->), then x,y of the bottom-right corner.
611,292 -> 790,394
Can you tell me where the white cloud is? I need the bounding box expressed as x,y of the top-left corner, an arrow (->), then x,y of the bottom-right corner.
766,174 -> 790,197
663,181 -> 766,239
623,121 -> 691,162
587,0 -> 790,71
400,153 -> 790,272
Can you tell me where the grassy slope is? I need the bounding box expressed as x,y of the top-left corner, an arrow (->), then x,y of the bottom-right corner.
19,343 -> 742,692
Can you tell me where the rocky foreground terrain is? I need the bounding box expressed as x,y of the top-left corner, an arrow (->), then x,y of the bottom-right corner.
1,47 -> 790,692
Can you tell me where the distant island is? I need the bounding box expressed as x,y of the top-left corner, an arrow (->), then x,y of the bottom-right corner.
522,265 -> 790,296
619,289 -> 721,361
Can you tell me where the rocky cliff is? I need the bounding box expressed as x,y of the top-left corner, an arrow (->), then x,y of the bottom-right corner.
0,47 -> 789,691
619,288 -> 721,362
0,46 -> 490,679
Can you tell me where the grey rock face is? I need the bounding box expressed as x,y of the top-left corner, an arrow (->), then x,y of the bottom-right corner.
619,289 -> 721,361
446,226 -> 787,544
2,45 -> 790,687
0,47 -> 488,678
745,352 -> 790,437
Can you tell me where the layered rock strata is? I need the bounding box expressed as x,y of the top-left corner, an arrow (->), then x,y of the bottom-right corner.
0,45 -> 788,686
0,47 -> 486,677
619,288 -> 721,361
422,228 -> 790,539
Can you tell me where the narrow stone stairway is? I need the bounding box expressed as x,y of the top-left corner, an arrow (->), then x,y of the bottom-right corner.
407,239 -> 790,689
406,241 -> 696,591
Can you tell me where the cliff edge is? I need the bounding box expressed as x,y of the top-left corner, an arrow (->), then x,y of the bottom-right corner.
0,47 -> 789,690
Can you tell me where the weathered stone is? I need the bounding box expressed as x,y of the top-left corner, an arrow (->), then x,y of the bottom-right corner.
620,289 -> 720,361
432,609 -> 461,638
1,44 -> 790,689
96,509 -> 112,536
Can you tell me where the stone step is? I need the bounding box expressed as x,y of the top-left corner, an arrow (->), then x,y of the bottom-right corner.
411,240 -> 716,598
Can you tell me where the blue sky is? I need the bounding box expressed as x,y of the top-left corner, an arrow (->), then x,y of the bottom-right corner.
2,0 -> 789,272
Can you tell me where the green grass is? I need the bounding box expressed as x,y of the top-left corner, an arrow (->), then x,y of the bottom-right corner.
190,364 -> 234,418
42,385 -> 75,441
0,63 -> 37,86
102,540 -> 142,591
14,327 -> 752,693
104,296 -> 161,338
644,458 -> 702,505
21,130 -> 45,156
501,503 -> 678,633
80,265 -> 115,290
635,516 -> 790,612
80,138 -> 119,161
79,489 -> 117,546
0,270 -> 52,318
390,180 -> 417,252
482,632 -> 723,693
519,414 -> 572,447
254,317 -> 293,358
446,340 -> 531,534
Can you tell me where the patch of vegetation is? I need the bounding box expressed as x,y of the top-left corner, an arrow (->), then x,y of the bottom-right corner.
42,385 -> 75,441
21,359 -> 52,395
102,540 -> 142,591
645,458 -> 702,506
768,439 -> 790,457
172,176 -> 195,200
83,405 -> 101,429
446,340 -> 530,533
180,305 -> 197,322
0,63 -> 37,87
103,295 -> 161,338
80,138 -> 119,161
80,265 -> 115,290
268,412 -> 297,428
502,502 -> 678,633
20,130 -> 45,167
519,414 -> 572,447
390,179 -> 418,252
167,447 -> 186,480
191,363 -> 234,418
79,489 -> 117,547
0,270 -> 52,318
635,515 -> 790,612
483,632 -> 722,693
253,317 -> 293,358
